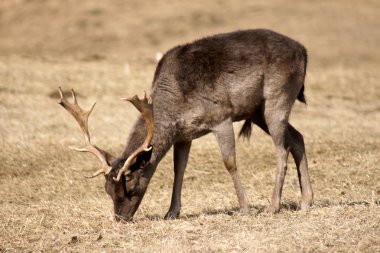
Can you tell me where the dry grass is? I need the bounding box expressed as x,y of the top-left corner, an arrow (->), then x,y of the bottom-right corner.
0,0 -> 379,252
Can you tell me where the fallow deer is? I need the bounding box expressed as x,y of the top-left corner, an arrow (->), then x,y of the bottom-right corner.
59,29 -> 313,221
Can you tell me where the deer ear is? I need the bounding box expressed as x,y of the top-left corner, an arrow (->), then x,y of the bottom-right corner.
130,146 -> 153,171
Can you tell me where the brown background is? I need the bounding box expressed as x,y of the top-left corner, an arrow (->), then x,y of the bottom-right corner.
0,0 -> 379,252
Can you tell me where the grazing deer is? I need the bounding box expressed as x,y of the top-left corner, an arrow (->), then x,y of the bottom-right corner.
59,29 -> 313,221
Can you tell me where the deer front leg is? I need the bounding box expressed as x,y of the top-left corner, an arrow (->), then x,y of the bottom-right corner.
213,119 -> 249,214
164,141 -> 192,220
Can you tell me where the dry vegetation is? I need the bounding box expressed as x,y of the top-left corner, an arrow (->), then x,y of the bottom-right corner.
0,0 -> 379,252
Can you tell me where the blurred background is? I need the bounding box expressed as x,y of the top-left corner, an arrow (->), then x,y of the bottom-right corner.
0,0 -> 379,252
0,0 -> 378,68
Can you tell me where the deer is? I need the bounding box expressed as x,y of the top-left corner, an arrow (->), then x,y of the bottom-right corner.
58,29 -> 313,222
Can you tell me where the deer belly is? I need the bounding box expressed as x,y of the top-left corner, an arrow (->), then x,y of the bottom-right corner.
177,104 -> 231,140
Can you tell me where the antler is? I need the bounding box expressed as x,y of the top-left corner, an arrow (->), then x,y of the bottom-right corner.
114,91 -> 154,181
58,87 -> 113,178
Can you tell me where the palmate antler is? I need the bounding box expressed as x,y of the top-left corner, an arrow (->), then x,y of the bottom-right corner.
114,92 -> 154,182
58,87 -> 113,178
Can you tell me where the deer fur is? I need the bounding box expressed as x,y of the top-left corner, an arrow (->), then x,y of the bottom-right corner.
104,29 -> 313,221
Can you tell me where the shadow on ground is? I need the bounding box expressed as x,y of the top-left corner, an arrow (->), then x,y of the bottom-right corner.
143,199 -> 380,221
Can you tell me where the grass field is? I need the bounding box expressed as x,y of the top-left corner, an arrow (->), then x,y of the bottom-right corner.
0,0 -> 379,252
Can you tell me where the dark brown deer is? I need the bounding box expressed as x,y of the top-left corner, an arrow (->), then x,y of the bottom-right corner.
59,29 -> 313,221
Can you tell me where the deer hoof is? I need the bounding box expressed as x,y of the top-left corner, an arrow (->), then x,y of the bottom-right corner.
269,205 -> 280,214
164,210 -> 180,220
239,206 -> 250,215
300,201 -> 312,210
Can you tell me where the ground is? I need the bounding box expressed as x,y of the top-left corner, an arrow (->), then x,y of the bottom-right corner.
0,0 -> 379,252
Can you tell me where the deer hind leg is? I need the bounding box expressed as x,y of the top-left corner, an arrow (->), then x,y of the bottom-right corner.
213,118 -> 249,214
164,141 -> 192,220
263,101 -> 292,214
287,124 -> 313,210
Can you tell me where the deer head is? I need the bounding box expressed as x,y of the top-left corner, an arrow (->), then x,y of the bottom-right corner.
58,87 -> 154,221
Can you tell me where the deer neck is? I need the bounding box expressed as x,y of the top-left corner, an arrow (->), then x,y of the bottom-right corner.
121,115 -> 175,169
